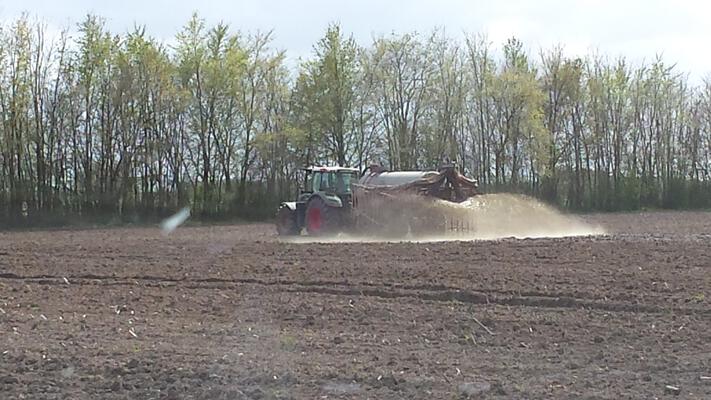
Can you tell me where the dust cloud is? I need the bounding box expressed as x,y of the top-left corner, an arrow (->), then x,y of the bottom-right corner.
286,193 -> 604,243
442,193 -> 605,240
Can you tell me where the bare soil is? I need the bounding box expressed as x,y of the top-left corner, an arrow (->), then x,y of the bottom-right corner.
1,211 -> 710,399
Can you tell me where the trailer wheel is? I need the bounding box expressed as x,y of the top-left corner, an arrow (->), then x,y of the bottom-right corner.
305,197 -> 341,235
276,205 -> 299,236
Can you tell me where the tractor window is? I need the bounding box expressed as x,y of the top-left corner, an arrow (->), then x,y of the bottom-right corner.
311,171 -> 355,193
335,172 -> 354,193
320,172 -> 335,192
322,172 -> 355,193
312,172 -> 322,192
304,173 -> 313,193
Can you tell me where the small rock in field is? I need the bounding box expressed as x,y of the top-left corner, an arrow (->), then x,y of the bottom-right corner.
664,385 -> 680,395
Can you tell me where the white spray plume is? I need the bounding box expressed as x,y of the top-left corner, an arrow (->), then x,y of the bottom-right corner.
161,207 -> 191,235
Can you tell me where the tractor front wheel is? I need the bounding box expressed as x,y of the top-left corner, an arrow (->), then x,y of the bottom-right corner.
276,205 -> 299,236
305,197 -> 342,235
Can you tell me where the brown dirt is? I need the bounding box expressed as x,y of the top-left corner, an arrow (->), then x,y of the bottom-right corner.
1,211 -> 710,399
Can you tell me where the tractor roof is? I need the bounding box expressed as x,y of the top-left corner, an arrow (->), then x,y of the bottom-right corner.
302,166 -> 360,173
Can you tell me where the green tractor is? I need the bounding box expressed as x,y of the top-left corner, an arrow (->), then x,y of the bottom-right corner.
276,166 -> 360,236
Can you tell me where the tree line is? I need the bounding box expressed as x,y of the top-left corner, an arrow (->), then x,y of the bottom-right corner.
2,13 -> 711,226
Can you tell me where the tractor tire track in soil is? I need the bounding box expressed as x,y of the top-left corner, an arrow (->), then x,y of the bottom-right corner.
1,211 -> 710,399
1,271 -> 709,317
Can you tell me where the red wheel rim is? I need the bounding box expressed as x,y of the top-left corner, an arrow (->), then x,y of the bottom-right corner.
307,208 -> 322,232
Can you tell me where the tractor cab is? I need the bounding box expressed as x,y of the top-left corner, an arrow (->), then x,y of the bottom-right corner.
301,166 -> 359,196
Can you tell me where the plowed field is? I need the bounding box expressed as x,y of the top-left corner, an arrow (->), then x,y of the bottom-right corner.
1,211 -> 710,399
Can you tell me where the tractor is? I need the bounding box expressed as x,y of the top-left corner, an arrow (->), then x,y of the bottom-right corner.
276,164 -> 479,237
276,166 -> 360,236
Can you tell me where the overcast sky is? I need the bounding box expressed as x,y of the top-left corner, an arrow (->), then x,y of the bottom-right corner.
1,0 -> 708,81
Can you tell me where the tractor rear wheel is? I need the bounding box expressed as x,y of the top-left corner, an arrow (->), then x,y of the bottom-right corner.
276,205 -> 299,236
305,197 -> 342,235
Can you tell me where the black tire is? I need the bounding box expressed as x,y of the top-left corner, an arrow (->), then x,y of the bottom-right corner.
305,197 -> 342,236
276,205 -> 299,236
